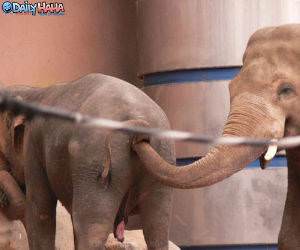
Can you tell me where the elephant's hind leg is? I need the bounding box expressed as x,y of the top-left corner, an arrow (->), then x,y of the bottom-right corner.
71,128 -> 136,249
72,187 -> 123,250
139,180 -> 173,250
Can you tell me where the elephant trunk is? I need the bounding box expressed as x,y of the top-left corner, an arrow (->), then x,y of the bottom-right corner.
133,93 -> 285,189
0,170 -> 25,223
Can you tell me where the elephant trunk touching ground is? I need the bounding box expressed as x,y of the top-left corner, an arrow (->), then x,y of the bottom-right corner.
133,79 -> 285,189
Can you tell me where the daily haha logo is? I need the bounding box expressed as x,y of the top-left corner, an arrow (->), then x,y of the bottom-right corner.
2,1 -> 65,15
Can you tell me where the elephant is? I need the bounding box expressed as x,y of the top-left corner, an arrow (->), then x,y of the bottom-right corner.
1,23 -> 299,249
0,74 -> 175,250
132,23 -> 300,249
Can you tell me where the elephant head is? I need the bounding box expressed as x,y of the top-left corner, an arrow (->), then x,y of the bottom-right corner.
133,24 -> 300,188
0,103 -> 26,185
0,89 -> 28,222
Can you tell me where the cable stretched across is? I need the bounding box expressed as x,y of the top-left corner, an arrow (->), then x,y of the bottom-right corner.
0,94 -> 299,148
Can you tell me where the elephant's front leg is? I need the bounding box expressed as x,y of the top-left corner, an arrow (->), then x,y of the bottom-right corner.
24,154 -> 57,250
278,148 -> 300,249
25,168 -> 57,250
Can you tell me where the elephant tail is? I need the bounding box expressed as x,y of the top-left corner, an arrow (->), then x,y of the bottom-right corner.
97,133 -> 112,189
99,119 -> 175,188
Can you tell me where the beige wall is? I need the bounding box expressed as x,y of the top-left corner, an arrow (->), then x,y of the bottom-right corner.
144,81 -> 230,158
137,0 -> 300,76
170,167 -> 287,246
0,0 -> 137,87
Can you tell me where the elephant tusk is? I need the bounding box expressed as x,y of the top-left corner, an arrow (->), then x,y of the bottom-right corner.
260,142 -> 278,170
264,144 -> 278,161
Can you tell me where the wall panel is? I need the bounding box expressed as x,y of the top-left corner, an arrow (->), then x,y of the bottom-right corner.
144,81 -> 230,158
170,167 -> 287,246
0,0 -> 138,86
137,0 -> 300,76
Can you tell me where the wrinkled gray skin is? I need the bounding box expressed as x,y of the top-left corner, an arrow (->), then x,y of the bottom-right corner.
0,73 -> 174,250
133,24 -> 300,249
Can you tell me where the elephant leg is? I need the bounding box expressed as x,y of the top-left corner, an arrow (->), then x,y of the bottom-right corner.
139,180 -> 173,250
25,164 -> 57,250
72,188 -> 122,250
278,148 -> 300,249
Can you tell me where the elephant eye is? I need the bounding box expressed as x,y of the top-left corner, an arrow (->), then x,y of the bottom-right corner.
277,83 -> 295,97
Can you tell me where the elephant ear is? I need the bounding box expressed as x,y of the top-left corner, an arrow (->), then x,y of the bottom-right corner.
13,115 -> 26,154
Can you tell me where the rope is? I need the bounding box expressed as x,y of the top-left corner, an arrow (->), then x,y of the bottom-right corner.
0,94 -> 298,148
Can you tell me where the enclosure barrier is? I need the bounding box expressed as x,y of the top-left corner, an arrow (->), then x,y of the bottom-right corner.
1,94 -> 300,148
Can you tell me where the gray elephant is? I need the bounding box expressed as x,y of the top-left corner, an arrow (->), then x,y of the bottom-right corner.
1,23 -> 299,250
0,74 -> 175,250
133,23 -> 300,249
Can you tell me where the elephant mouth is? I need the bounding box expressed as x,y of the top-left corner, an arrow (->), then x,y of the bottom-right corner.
259,119 -> 294,169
